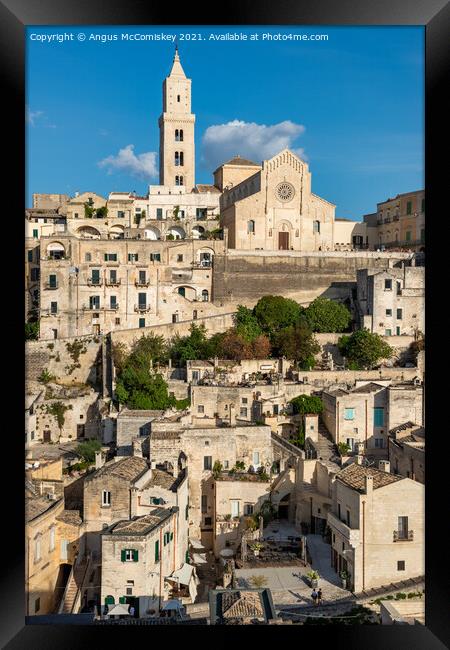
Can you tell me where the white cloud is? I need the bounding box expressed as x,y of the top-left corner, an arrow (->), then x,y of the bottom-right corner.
26,106 -> 44,126
201,119 -> 306,170
98,145 -> 158,181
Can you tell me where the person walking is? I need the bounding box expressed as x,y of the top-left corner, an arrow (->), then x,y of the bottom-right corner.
129,605 -> 135,618
311,589 -> 318,606
317,588 -> 323,606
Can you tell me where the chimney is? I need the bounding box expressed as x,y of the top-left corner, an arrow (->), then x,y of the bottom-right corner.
364,474 -> 374,495
378,460 -> 390,473
214,357 -> 219,370
132,439 -> 143,458
150,459 -> 157,470
355,454 -> 364,465
95,451 -> 105,469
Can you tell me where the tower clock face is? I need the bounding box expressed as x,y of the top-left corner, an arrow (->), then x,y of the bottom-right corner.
276,182 -> 295,202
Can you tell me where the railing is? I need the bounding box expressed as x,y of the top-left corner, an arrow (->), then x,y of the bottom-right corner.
134,304 -> 151,313
384,239 -> 424,249
83,304 -> 101,311
135,280 -> 150,287
105,279 -> 121,286
45,283 -> 58,290
105,304 -> 119,311
393,529 -> 414,542
191,261 -> 212,268
87,278 -> 103,286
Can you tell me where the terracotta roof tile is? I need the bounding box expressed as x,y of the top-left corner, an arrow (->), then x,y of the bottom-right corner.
336,463 -> 403,493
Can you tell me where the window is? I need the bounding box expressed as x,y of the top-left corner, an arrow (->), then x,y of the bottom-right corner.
247,220 -> 255,234
85,253 -> 92,262
273,404 -> 279,415
385,329 -> 392,336
177,254 -> 184,262
175,175 -> 184,186
202,290 -> 209,302
74,212 -> 79,218
156,208 -> 163,220
344,408 -> 355,420
346,438 -> 354,451
50,301 -> 58,314
385,309 -> 392,316
89,296 -> 100,310
150,253 -> 161,262
91,269 -> 100,285
346,510 -> 350,526
139,318 -> 145,328
117,210 -> 125,218
48,274 -> 57,288
373,408 -> 384,427
33,229 -> 38,238
49,526 -> 55,552
102,490 -> 111,507
384,279 -> 392,290
34,536 -> 41,562
128,253 -> 139,262
164,531 -> 171,545
224,460 -> 229,469
198,405 -> 204,413
253,451 -> 260,466
396,326 -> 401,336
155,540 -> 160,562
244,504 -> 254,515
126,586 -> 133,596
138,292 -> 147,308
204,440 -> 209,446
175,151 -> 184,166
231,500 -> 240,518
34,597 -> 40,613
201,495 -> 207,514
406,201 -> 412,215
138,270 -> 147,284
27,250 -> 33,262
110,296 -> 117,309
397,561 -> 405,571
109,270 -> 117,283
115,317 -> 121,325
242,397 -> 248,404
104,253 -> 118,261
338,504 -> 341,519
398,516 -> 408,539
396,308 -> 403,320
204,517 -> 212,526
240,407 -> 248,417
405,231 -> 412,242
313,220 -> 320,233
177,94 -> 180,102
203,456 -> 212,470
121,549 -> 138,562
374,438 -> 384,448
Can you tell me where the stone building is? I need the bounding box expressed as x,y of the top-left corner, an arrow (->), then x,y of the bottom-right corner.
388,422 -> 425,484
356,265 -> 424,336
293,456 -> 338,535
363,190 -> 425,252
321,380 -> 423,459
333,218 -> 368,251
38,234 -> 226,339
327,461 -> 424,593
100,507 -> 180,611
26,479 -> 81,616
220,148 -> 336,252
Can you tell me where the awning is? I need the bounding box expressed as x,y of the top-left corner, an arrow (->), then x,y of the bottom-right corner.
162,599 -> 183,611
166,563 -> 194,586
106,604 -> 130,616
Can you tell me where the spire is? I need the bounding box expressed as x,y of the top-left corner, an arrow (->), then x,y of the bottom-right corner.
168,44 -> 186,78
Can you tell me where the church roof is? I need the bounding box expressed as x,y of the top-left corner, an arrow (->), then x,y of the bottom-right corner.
222,155 -> 260,167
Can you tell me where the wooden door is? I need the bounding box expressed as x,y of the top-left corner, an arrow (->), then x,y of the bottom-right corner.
278,232 -> 289,250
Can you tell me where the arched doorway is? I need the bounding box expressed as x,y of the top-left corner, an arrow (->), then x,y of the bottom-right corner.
277,222 -> 292,250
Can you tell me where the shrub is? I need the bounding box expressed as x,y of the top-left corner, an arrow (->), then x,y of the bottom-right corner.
305,297 -> 352,333
76,438 -> 102,463
25,321 -> 39,341
338,442 -> 351,456
338,329 -> 394,370
290,394 -> 323,416
38,368 -> 56,385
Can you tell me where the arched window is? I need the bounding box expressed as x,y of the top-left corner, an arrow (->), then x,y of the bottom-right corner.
175,175 -> 184,186
201,289 -> 209,302
174,152 -> 184,167
175,129 -> 179,141
179,129 -> 184,141
247,220 -> 255,234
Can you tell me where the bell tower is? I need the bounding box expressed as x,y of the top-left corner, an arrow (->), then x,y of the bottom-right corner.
158,47 -> 196,191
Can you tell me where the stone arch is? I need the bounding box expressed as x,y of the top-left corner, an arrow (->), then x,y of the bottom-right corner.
109,224 -> 125,239
144,227 -> 161,240
167,226 -> 186,240
176,286 -> 197,301
46,241 -> 66,259
191,225 -> 205,239
76,226 -> 101,239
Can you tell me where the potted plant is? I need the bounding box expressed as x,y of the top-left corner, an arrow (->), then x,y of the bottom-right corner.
306,570 -> 319,589
250,542 -> 263,557
340,570 -> 348,589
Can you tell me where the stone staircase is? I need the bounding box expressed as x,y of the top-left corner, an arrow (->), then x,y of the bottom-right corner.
59,556 -> 89,614
309,418 -> 340,463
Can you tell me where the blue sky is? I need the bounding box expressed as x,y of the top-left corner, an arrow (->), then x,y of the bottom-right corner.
26,26 -> 424,219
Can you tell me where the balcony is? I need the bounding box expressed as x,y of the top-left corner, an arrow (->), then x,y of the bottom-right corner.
393,530 -> 414,542
83,305 -> 101,311
87,278 -> 103,287
105,279 -> 121,286
45,282 -> 58,290
135,280 -> 150,287
134,304 -> 151,313
105,304 -> 119,311
327,511 -> 360,544
191,261 -> 212,268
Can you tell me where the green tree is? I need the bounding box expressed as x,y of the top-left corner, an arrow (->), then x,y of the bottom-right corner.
25,321 -> 39,341
84,202 -> 95,218
131,332 -> 168,365
305,297 -> 351,333
274,322 -> 320,369
76,438 -> 102,463
116,366 -> 176,410
253,295 -> 304,337
290,394 -> 324,416
95,206 -> 108,218
169,323 -> 211,366
338,329 -> 394,369
234,305 -> 263,342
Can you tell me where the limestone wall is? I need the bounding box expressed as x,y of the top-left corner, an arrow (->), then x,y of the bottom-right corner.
26,336 -> 102,386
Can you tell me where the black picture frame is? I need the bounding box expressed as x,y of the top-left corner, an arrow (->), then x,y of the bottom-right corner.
2,0 -> 448,647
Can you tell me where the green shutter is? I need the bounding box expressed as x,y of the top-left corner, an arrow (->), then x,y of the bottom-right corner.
155,540 -> 159,562
119,596 -> 126,604
133,549 -> 139,562
185,550 -> 189,563
121,549 -> 126,562
104,254 -> 108,261
170,532 -> 174,541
